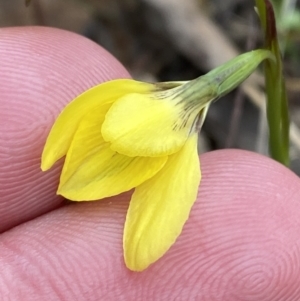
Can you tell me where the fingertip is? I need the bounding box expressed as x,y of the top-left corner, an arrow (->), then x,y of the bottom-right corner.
165,149 -> 300,300
1,150 -> 300,300
0,26 -> 130,231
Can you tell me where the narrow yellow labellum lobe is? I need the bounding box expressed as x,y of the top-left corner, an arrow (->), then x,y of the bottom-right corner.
124,134 -> 200,271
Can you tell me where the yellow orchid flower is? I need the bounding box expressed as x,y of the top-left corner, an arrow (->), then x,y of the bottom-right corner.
41,49 -> 273,271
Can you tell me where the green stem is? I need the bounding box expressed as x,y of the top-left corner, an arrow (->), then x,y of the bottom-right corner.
255,0 -> 290,166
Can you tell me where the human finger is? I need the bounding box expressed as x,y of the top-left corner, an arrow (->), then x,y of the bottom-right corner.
0,26 -> 129,232
1,150 -> 299,300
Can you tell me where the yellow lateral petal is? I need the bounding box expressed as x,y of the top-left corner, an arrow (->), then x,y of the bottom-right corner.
58,105 -> 167,201
41,79 -> 154,171
102,92 -> 198,157
123,134 -> 200,271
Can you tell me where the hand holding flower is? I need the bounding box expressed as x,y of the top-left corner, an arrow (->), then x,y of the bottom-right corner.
1,27 -> 300,300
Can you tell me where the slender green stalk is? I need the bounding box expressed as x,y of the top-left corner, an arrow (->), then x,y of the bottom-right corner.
255,0 -> 290,166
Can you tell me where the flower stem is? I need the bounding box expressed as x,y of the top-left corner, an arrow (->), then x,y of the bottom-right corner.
255,0 -> 290,166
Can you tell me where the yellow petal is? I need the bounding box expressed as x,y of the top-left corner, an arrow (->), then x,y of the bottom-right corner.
102,92 -> 199,157
58,105 -> 167,201
123,134 -> 200,271
41,79 -> 154,171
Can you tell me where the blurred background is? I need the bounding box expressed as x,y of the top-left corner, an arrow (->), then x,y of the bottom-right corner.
1,0 -> 300,173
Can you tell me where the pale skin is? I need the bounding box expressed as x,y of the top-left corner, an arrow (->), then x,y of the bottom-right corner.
1,27 -> 300,301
